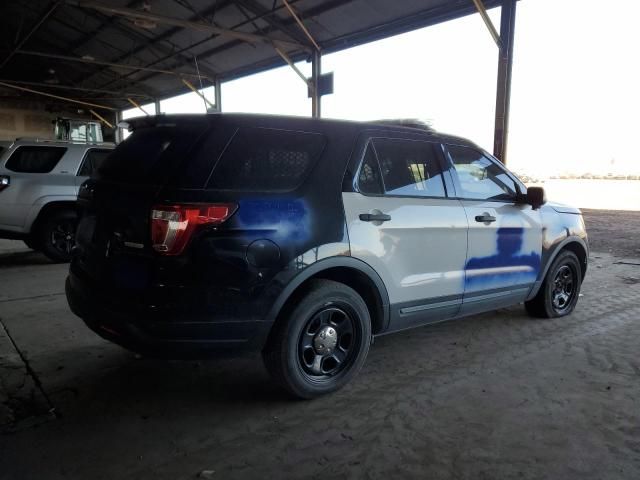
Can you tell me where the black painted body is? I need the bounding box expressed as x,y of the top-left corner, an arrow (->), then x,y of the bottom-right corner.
66,113 -> 588,356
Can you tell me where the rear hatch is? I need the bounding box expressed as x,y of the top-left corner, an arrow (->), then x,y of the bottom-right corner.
73,117 -> 210,292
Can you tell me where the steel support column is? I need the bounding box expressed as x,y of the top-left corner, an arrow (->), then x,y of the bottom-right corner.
493,0 -> 516,163
214,78 -> 222,112
114,110 -> 123,144
311,50 -> 321,118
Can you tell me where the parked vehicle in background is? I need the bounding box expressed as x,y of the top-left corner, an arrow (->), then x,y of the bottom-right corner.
0,138 -> 114,261
66,114 -> 588,398
54,117 -> 104,143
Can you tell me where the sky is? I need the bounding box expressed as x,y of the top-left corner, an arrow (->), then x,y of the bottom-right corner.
122,0 -> 640,177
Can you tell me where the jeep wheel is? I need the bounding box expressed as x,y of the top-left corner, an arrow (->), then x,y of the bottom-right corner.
39,210 -> 78,263
525,250 -> 582,318
263,279 -> 371,399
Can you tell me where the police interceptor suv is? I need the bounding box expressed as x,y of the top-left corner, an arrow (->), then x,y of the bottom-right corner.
66,114 -> 588,398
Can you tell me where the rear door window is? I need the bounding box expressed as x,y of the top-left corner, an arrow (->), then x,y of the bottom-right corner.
5,146 -> 67,173
206,127 -> 326,191
78,149 -> 112,177
357,138 -> 446,197
357,143 -> 384,195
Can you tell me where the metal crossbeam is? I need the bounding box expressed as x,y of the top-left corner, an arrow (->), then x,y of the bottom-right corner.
471,0 -> 503,49
67,0 -> 307,51
0,1 -> 61,70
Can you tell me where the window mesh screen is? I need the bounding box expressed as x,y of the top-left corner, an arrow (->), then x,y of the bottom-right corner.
207,127 -> 325,191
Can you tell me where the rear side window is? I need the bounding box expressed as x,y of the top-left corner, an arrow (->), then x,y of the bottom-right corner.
78,149 -> 112,177
98,123 -> 208,184
5,146 -> 67,173
207,127 -> 326,191
357,138 -> 446,198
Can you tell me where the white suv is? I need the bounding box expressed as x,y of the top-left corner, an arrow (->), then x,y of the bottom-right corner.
0,138 -> 114,261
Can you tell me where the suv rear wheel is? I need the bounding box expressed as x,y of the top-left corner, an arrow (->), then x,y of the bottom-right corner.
39,209 -> 78,263
263,279 -> 372,399
525,250 -> 582,318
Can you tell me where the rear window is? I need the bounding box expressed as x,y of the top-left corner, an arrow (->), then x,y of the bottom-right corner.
5,146 -> 67,173
98,123 -> 208,184
206,127 -> 326,191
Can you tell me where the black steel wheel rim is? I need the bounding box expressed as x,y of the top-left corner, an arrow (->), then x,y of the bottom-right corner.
50,220 -> 75,255
552,264 -> 576,312
298,305 -> 359,381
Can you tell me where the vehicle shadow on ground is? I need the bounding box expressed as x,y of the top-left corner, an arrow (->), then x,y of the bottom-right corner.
42,305 -> 537,423
45,347 -> 289,418
0,250 -> 52,267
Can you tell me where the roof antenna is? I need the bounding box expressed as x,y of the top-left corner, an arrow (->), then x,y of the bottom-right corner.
194,55 -> 207,112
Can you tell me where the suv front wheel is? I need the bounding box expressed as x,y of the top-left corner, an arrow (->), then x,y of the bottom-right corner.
525,250 -> 582,318
39,209 -> 78,263
263,279 -> 372,399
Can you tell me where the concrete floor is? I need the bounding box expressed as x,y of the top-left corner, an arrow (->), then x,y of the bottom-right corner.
1,210 -> 639,480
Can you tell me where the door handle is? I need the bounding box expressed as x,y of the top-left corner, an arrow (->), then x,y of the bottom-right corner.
359,213 -> 391,222
475,214 -> 496,223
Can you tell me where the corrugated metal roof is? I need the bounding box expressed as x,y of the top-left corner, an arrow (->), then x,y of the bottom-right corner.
0,0 -> 503,110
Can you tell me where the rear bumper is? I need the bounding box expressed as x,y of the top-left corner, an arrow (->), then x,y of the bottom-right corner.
65,272 -> 272,358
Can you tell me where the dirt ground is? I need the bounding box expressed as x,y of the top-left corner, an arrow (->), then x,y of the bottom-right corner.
0,210 -> 639,480
582,209 -> 640,258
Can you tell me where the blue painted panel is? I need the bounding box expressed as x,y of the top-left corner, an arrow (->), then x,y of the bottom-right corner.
465,227 -> 540,292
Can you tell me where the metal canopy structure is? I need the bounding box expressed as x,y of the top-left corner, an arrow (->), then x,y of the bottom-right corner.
0,0 -> 517,161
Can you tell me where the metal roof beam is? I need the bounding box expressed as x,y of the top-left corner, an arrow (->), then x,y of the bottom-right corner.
282,0 -> 320,51
67,1 -> 308,51
234,0 -> 311,47
0,1 -> 61,70
0,79 -> 152,99
0,80 -> 116,110
471,0 -> 503,49
63,7 -> 219,86
120,0 -> 354,93
16,49 -> 215,81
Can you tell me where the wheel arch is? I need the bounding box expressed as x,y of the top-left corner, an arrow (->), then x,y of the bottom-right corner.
265,257 -> 390,339
527,236 -> 588,300
29,200 -> 77,236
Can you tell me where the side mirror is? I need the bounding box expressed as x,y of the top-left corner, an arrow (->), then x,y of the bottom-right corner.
526,186 -> 546,210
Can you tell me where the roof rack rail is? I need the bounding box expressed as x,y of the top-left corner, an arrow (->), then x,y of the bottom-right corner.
371,118 -> 435,133
13,137 -> 114,146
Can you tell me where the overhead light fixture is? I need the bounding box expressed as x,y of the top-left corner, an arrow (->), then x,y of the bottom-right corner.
134,1 -> 156,29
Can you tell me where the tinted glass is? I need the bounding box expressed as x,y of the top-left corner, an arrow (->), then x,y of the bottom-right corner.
373,138 -> 446,197
5,146 -> 66,173
207,127 -> 325,191
357,143 -> 383,194
98,123 -> 208,184
447,145 -> 517,200
78,149 -> 112,177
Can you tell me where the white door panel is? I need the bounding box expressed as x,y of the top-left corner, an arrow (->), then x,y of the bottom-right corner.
343,192 -> 467,305
462,200 -> 542,296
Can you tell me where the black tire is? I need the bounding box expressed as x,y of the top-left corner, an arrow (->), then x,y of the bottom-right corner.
263,279 -> 372,399
39,209 -> 78,263
525,250 -> 582,318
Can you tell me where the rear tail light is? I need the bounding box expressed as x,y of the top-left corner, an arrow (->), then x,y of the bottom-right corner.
151,203 -> 237,255
0,175 -> 9,192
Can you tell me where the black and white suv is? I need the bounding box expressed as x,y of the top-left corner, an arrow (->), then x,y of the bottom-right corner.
66,114 -> 588,398
0,139 -> 114,261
